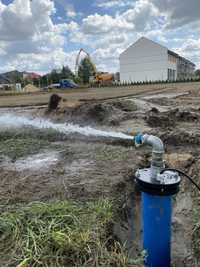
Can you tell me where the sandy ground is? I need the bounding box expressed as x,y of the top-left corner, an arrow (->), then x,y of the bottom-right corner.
0,81 -> 200,108
0,82 -> 200,266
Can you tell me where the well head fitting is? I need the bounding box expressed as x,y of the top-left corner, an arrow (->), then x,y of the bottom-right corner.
135,168 -> 181,196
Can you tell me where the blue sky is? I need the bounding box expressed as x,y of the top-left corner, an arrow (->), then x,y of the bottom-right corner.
0,0 -> 200,74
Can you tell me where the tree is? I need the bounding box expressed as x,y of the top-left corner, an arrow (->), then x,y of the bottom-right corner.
60,66 -> 75,80
78,57 -> 96,84
50,69 -> 60,83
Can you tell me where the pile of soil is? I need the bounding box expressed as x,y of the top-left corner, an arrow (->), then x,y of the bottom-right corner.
23,84 -> 40,93
145,108 -> 176,128
161,130 -> 200,146
111,100 -> 138,112
175,110 -> 199,122
70,100 -> 137,126
146,108 -> 200,128
47,94 -> 62,112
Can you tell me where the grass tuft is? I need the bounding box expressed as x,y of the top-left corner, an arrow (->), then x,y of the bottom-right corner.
0,137 -> 49,160
0,200 -> 143,267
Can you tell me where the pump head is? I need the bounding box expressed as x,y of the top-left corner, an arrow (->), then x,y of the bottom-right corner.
134,133 -> 181,196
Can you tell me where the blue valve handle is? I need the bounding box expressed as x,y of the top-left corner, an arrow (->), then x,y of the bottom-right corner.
134,133 -> 144,146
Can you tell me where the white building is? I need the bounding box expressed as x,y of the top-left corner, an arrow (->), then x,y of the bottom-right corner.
120,37 -> 195,83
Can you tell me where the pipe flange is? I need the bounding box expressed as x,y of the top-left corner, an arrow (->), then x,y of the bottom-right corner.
135,168 -> 181,196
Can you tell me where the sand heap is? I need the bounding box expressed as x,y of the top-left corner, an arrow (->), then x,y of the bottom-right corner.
23,84 -> 40,93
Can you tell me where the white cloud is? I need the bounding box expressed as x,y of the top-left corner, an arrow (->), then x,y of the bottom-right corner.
151,0 -> 200,29
0,42 -> 7,56
174,38 -> 200,68
82,0 -> 161,38
82,13 -> 134,35
54,0 -> 79,18
0,0 -> 79,73
80,0 -> 200,71
65,4 -> 76,18
96,0 -> 134,9
0,0 -> 199,74
0,0 -> 95,74
122,0 -> 159,31
77,0 -> 162,71
0,49 -> 78,74
0,0 -> 55,41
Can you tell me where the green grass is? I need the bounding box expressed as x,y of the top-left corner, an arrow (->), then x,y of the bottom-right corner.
0,128 -> 63,143
0,200 -> 143,267
0,137 -> 50,160
0,128 -> 67,160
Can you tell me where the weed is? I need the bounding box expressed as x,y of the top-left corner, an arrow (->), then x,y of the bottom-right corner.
0,137 -> 49,160
0,126 -> 69,160
0,200 -> 143,267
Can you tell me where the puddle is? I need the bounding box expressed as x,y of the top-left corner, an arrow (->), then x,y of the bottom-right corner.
0,151 -> 59,172
64,159 -> 94,176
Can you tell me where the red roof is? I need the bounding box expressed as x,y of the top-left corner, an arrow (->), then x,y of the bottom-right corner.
23,72 -> 41,79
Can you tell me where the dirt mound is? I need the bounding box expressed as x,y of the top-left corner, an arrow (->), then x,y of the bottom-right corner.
176,110 -> 199,122
145,109 -> 176,128
146,108 -> 200,128
47,94 -> 62,112
111,100 -> 137,112
71,100 -> 137,126
160,130 -> 200,146
86,103 -> 115,123
23,84 -> 40,93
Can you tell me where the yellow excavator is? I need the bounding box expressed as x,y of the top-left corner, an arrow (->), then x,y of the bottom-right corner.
75,48 -> 115,85
93,72 -> 114,85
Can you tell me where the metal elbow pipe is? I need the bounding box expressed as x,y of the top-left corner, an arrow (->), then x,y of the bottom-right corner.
134,133 -> 164,155
135,133 -> 165,181
142,134 -> 164,155
143,135 -> 165,180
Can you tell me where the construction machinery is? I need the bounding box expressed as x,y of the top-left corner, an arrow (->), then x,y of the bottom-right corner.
75,48 -> 116,85
91,72 -> 115,85
75,48 -> 92,76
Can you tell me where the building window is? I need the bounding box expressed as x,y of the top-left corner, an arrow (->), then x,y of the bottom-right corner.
168,54 -> 177,63
168,69 -> 176,81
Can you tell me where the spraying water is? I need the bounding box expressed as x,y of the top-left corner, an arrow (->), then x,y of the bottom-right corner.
0,113 -> 133,141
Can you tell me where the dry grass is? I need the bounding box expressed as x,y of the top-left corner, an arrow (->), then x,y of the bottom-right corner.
0,200 -> 143,267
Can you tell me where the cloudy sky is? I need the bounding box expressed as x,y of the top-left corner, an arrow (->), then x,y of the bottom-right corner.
0,0 -> 199,74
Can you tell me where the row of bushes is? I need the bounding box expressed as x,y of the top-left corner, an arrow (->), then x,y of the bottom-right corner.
90,77 -> 200,88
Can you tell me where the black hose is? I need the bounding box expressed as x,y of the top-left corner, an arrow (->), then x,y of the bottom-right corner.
160,168 -> 200,192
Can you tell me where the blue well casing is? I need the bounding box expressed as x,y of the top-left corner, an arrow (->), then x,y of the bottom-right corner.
142,192 -> 172,267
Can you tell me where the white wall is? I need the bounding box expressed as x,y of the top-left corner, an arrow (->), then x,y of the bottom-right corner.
120,37 -> 168,82
167,61 -> 177,80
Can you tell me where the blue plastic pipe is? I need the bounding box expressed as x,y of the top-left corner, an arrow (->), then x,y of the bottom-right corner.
142,192 -> 172,267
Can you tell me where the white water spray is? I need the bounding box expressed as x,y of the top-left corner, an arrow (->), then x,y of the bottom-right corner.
0,113 -> 133,140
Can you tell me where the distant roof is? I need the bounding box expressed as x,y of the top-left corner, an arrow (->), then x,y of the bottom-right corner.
23,72 -> 41,79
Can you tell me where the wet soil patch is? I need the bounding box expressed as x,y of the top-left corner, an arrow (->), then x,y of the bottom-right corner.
57,100 -> 138,126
